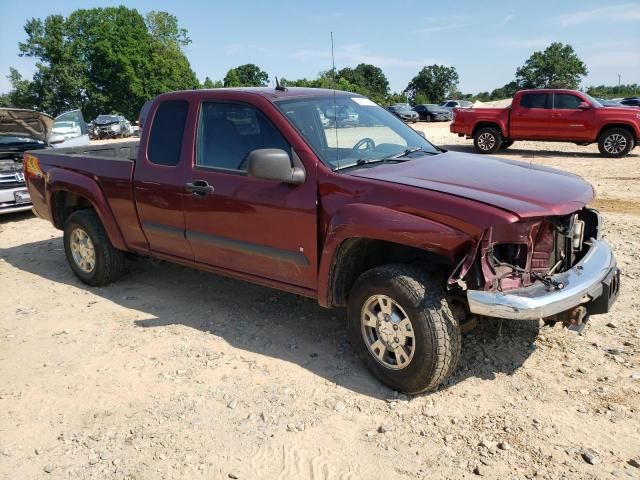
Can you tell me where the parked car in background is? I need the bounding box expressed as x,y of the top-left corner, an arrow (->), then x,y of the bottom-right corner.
620,97 -> 640,107
323,105 -> 359,127
25,87 -> 620,393
441,99 -> 472,110
412,104 -> 452,122
51,109 -> 90,148
450,89 -> 640,157
1,108 -> 88,214
92,114 -> 130,139
596,98 -> 624,107
387,104 -> 419,123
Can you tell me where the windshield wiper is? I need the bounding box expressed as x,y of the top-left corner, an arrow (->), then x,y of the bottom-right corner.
386,147 -> 427,159
333,157 -> 408,172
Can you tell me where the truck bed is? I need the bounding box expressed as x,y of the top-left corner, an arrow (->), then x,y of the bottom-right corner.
46,140 -> 140,161
27,140 -> 147,252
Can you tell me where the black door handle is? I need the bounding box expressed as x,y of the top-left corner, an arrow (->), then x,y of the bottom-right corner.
185,180 -> 214,196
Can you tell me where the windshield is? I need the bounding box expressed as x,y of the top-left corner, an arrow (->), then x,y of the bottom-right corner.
96,115 -> 119,123
276,95 -> 439,170
582,93 -> 603,108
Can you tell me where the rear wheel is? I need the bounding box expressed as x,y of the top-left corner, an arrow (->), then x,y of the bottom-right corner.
598,128 -> 634,157
63,210 -> 125,286
473,127 -> 502,154
347,264 -> 461,394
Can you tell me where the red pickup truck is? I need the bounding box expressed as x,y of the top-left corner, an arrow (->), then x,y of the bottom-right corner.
451,89 -> 640,157
25,88 -> 620,393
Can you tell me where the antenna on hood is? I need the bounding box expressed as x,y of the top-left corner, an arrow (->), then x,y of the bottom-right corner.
331,31 -> 339,168
274,77 -> 287,92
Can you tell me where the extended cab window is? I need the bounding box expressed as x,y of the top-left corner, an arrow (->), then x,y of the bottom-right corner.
147,100 -> 189,166
196,102 -> 289,171
520,93 -> 551,109
554,94 -> 582,109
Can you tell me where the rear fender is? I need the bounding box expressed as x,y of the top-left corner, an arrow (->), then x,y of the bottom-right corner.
46,168 -> 126,250
317,203 -> 473,307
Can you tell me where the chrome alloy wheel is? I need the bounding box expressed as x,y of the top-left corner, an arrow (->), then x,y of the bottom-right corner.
477,132 -> 496,151
603,133 -> 627,154
70,227 -> 96,273
361,295 -> 415,370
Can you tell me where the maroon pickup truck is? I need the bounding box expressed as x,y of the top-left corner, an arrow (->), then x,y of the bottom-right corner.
25,88 -> 620,393
451,89 -> 640,157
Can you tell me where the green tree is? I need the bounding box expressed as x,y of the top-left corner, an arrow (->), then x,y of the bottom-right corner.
223,64 -> 269,87
3,67 -> 36,108
200,76 -> 223,89
404,65 -> 459,104
586,83 -> 639,99
10,7 -> 198,119
145,11 -> 191,48
489,80 -> 520,100
515,42 -> 587,89
338,63 -> 389,102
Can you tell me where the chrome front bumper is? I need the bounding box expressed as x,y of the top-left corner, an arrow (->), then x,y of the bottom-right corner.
0,186 -> 32,214
467,239 -> 619,320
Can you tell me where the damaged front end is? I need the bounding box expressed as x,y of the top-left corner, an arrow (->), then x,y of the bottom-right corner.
450,208 -> 620,329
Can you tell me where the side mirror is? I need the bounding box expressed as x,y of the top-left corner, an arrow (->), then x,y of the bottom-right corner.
578,101 -> 591,110
49,133 -> 65,144
246,148 -> 305,185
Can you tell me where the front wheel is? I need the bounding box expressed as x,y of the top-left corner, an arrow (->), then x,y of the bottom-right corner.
347,264 -> 461,394
473,127 -> 502,154
598,128 -> 634,157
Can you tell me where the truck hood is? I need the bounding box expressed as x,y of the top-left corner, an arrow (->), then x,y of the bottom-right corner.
0,108 -> 54,142
349,151 -> 594,218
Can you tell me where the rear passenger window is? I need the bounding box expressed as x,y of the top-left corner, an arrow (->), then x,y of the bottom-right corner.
147,100 -> 188,166
196,102 -> 290,171
520,93 -> 551,109
554,94 -> 582,109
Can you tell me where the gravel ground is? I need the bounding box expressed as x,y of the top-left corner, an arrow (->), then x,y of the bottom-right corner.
1,123 -> 639,479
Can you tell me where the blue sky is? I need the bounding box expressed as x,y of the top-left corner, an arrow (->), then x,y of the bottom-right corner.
0,0 -> 639,94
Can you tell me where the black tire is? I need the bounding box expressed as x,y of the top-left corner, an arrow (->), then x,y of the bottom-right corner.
63,209 -> 125,286
473,127 -> 502,154
597,128 -> 634,157
425,115 -> 432,123
500,139 -> 514,150
347,264 -> 461,394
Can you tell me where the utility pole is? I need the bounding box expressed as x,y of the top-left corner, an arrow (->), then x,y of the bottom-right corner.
618,74 -> 621,87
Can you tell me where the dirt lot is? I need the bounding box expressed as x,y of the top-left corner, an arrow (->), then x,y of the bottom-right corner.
1,122 -> 639,479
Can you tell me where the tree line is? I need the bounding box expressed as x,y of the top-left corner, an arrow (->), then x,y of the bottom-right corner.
0,7 -> 636,120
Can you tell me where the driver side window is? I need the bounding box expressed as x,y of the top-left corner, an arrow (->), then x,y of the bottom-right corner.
196,102 -> 290,171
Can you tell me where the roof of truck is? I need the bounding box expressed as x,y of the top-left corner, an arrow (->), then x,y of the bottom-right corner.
160,87 -> 363,102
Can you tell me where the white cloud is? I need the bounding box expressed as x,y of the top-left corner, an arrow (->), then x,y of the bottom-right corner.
290,43 -> 439,69
500,14 -> 514,25
556,4 -> 640,26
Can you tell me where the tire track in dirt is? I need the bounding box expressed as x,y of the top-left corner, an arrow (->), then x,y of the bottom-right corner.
245,444 -> 360,480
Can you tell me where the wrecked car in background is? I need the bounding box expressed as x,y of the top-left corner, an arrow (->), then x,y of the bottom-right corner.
0,108 -> 89,214
91,114 -> 131,139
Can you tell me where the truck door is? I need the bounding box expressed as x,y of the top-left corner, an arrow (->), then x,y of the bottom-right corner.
133,99 -> 194,260
181,99 -> 318,289
509,92 -> 553,139
550,93 -> 593,141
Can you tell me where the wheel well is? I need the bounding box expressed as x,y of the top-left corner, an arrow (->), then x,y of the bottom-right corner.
328,238 -> 451,307
51,191 -> 94,229
472,122 -> 502,137
597,124 -> 637,142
